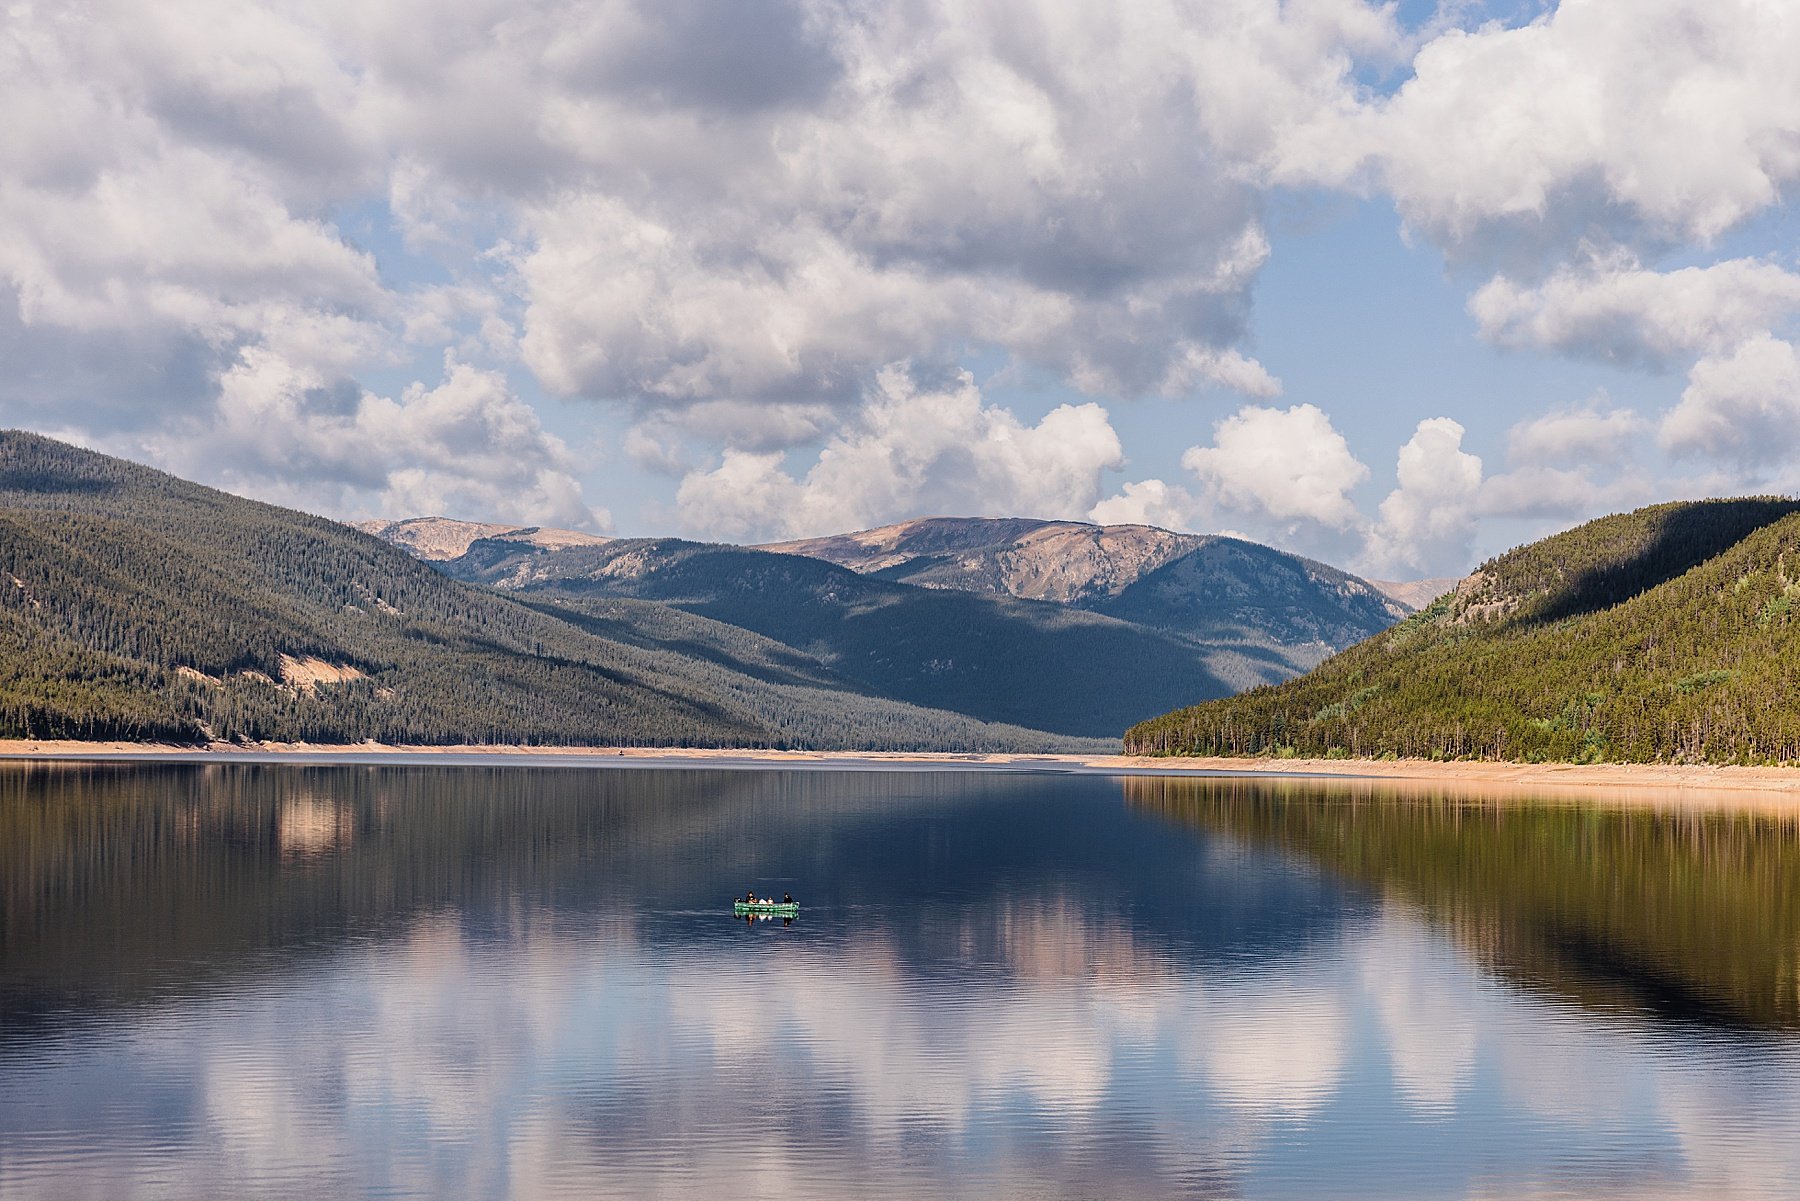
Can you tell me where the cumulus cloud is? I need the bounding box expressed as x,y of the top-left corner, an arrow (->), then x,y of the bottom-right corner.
1506,403 -> 1646,467
1365,418 -> 1484,575
148,352 -> 606,529
1470,255 -> 1800,367
1357,411 -> 1653,575
508,0 -> 1359,411
3,0 -> 1798,555
1184,403 -> 1370,529
1315,0 -> 1800,262
1090,404 -> 1609,572
0,0 -> 533,519
1659,334 -> 1800,470
1478,464 -> 1642,523
4,0 -> 1420,519
674,367 -> 1124,541
1088,403 -> 1383,560
1088,479 -> 1205,532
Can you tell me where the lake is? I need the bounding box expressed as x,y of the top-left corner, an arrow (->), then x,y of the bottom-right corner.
4,763 -> 1800,1199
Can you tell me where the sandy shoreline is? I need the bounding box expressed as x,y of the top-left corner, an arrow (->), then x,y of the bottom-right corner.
0,739 -> 1797,796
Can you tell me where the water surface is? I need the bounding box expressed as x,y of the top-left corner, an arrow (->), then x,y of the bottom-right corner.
4,765 -> 1800,1199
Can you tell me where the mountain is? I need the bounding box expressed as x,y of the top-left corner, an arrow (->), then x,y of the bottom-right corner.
1126,498 -> 1800,764
762,518 -> 1206,603
435,537 -> 1297,737
351,516 -> 609,560
762,517 -> 1407,649
1367,576 -> 1460,610
350,513 -> 1417,738
0,431 -> 1097,751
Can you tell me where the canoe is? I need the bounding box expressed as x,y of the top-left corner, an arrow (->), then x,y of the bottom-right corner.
734,900 -> 800,916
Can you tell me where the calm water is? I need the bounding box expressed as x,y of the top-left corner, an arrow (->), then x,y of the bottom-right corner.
5,766 -> 1800,1199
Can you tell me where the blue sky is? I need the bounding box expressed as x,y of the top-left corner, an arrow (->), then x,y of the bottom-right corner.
2,0 -> 1797,577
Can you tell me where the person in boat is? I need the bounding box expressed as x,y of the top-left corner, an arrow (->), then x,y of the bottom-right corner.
746,891 -> 757,904
783,892 -> 793,905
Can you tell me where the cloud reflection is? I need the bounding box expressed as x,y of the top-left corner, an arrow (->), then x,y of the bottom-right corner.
9,894 -> 1800,1200
11,768 -> 1800,1200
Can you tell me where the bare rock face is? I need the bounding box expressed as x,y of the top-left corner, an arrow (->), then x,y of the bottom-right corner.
763,518 -> 1208,605
763,516 -> 1406,654
762,517 -> 1053,574
353,517 -> 609,561
1367,577 -> 1462,612
362,512 -> 1418,731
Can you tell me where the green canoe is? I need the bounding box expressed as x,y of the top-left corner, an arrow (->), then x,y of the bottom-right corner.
734,900 -> 799,916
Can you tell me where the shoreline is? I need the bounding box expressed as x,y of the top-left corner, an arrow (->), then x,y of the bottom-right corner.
0,740 -> 1797,795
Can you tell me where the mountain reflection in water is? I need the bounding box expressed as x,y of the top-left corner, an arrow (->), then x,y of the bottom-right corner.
1127,775 -> 1800,1030
2,763 -> 1799,1199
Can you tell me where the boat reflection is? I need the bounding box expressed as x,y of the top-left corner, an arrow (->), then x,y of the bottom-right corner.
5,764 -> 1800,1198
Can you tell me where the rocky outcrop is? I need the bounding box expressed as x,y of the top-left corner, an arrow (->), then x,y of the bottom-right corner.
352,517 -> 608,561
763,518 -> 1208,604
764,517 -> 1403,653
1368,577 -> 1461,611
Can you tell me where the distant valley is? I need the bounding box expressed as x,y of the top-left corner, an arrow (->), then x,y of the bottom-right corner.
0,434 -> 1085,751
367,515 -> 1424,737
0,430 -> 1443,749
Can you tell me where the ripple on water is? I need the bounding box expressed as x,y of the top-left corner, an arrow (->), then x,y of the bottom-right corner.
6,766 -> 1800,1199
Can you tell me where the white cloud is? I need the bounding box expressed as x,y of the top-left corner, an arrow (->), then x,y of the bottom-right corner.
1092,403 -> 1631,573
3,0 -> 1799,553
1365,417 -> 1484,575
675,366 -> 1124,541
1320,0 -> 1800,260
0,0 -> 591,523
1088,479 -> 1205,531
1470,255 -> 1800,366
147,351 -> 606,528
509,0 -> 1328,413
1659,334 -> 1800,470
1505,403 -> 1646,467
621,423 -> 692,479
1182,403 -> 1370,529
1087,403 -> 1379,557
1478,464 -> 1642,523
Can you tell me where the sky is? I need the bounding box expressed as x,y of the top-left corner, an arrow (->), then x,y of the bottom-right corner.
4,0 -> 1800,578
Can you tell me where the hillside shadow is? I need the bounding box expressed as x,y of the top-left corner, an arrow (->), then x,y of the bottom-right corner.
1529,499 -> 1800,625
0,468 -> 120,497
521,595 -> 850,692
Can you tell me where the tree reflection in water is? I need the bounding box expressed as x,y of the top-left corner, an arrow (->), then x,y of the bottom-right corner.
1128,775 -> 1800,1029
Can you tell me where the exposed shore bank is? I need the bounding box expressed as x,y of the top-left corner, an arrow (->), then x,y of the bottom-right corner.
0,740 -> 1797,798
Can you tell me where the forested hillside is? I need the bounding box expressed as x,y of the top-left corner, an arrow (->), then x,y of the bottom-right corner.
440,537 -> 1285,737
1088,536 -> 1402,649
0,432 -> 1097,750
1125,499 -> 1800,764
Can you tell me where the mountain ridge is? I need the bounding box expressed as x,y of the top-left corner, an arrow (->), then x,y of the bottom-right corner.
761,515 -> 1419,615
0,431 -> 1097,751
434,535 -> 1296,737
1126,498 -> 1800,764
759,515 -> 1411,654
359,513 -> 1418,735
761,517 -> 1207,605
351,516 -> 609,561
